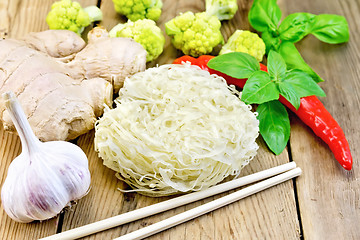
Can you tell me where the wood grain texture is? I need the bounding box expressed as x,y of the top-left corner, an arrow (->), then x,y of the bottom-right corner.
0,0 -> 359,239
0,0 -> 58,239
55,1 -> 300,239
0,0 -> 102,239
282,0 -> 360,239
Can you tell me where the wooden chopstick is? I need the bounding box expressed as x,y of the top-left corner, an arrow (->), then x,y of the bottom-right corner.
114,167 -> 302,240
39,162 -> 298,240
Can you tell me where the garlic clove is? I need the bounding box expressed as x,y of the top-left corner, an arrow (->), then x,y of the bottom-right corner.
1,92 -> 91,223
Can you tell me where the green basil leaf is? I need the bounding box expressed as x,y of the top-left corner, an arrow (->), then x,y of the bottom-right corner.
207,52 -> 260,79
242,71 -> 279,104
278,41 -> 324,83
261,30 -> 281,53
284,69 -> 326,98
248,0 -> 282,32
278,13 -> 315,42
311,14 -> 349,44
257,101 -> 290,155
267,50 -> 287,82
278,81 -> 301,109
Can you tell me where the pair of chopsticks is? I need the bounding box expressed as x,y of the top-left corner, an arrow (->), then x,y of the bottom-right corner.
40,162 -> 301,240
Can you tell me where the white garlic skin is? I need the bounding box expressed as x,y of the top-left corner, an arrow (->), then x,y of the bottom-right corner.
1,91 -> 91,223
1,141 -> 91,223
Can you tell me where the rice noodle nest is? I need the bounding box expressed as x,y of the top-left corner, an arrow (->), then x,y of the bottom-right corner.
94,64 -> 259,196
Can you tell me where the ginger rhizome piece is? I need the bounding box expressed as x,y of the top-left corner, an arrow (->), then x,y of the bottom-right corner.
0,28 -> 147,141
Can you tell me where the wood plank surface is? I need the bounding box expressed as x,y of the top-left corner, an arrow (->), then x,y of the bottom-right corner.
282,1 -> 360,239
0,0 -> 359,239
0,1 -> 62,238
61,1 -> 299,239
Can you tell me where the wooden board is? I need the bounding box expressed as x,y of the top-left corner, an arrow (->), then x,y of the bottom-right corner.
282,1 -> 360,239
0,0 -> 359,239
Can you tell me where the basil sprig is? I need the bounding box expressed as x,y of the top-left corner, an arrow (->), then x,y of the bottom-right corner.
248,0 -> 282,33
208,51 -> 325,155
257,101 -> 290,155
249,0 -> 349,83
207,52 -> 260,79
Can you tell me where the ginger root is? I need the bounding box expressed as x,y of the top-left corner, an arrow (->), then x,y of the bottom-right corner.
0,27 -> 147,141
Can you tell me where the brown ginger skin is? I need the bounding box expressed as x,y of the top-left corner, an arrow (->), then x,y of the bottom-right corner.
67,27 -> 147,92
22,30 -> 86,61
0,28 -> 147,141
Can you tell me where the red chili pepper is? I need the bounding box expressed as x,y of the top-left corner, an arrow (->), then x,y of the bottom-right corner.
173,55 -> 353,170
279,95 -> 353,170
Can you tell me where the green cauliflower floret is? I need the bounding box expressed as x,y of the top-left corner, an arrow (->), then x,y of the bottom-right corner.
112,0 -> 163,22
165,12 -> 224,57
220,30 -> 266,61
109,19 -> 165,62
205,0 -> 238,21
46,0 -> 103,35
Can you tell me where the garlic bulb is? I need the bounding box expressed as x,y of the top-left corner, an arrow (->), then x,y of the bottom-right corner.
1,92 -> 91,223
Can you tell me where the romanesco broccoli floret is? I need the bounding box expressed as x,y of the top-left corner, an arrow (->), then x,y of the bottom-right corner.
46,0 -> 102,35
109,19 -> 165,62
220,30 -> 266,61
165,12 -> 224,57
112,0 -> 163,22
205,0 -> 238,21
